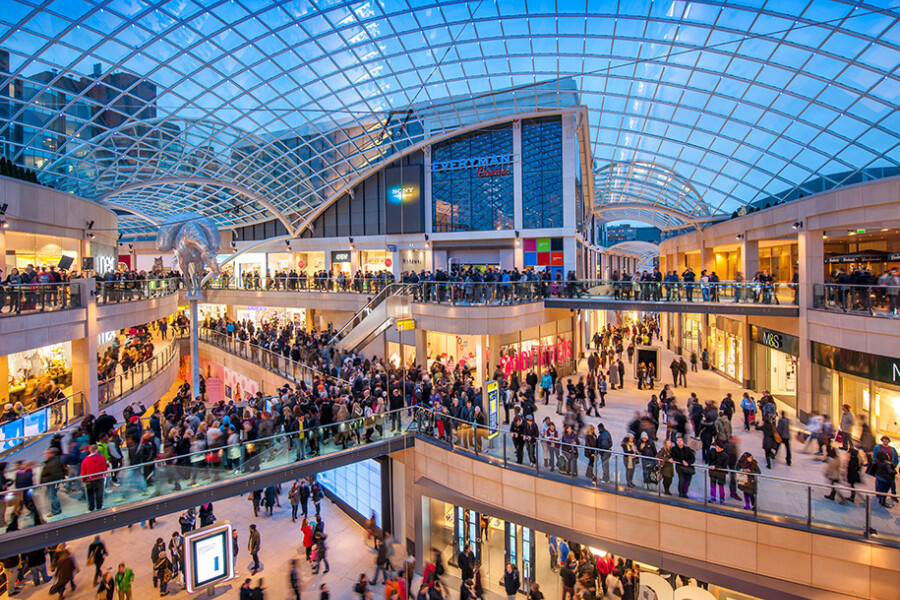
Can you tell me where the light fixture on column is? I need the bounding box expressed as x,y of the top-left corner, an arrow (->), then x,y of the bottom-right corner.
735,233 -> 744,240
87,232 -> 95,240
0,220 -> 8,229
792,221 -> 803,230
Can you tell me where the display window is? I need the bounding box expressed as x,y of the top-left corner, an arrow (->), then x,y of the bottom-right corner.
360,250 -> 390,273
707,317 -> 743,383
427,332 -> 480,374
681,314 -> 703,355
294,251 -> 325,276
5,231 -> 79,272
425,497 -> 734,600
498,320 -> 575,379
388,341 -> 416,369
8,342 -> 73,407
317,459 -> 382,525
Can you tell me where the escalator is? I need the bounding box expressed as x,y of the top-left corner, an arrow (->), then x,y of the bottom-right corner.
329,283 -> 414,354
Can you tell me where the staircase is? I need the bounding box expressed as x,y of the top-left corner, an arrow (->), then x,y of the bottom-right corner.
329,283 -> 413,353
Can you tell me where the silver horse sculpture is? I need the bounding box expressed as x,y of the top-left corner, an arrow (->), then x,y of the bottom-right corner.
156,214 -> 220,299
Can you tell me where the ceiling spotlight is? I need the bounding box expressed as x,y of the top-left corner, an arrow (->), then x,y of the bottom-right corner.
86,220 -> 94,230
118,232 -> 124,240
792,221 -> 803,230
0,203 -> 8,216
0,219 -> 8,229
735,233 -> 744,240
87,232 -> 95,240
285,240 -> 291,247
230,240 -> 236,248
128,244 -> 133,250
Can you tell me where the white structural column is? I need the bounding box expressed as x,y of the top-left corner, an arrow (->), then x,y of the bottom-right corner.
562,115 -> 577,274
512,120 -> 523,231
71,278 -> 99,415
423,145 -> 433,235
797,228 -> 825,418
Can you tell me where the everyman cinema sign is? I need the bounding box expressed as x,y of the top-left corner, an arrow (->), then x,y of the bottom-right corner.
431,153 -> 514,177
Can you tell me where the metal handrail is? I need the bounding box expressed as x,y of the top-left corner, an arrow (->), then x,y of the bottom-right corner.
98,343 -> 179,407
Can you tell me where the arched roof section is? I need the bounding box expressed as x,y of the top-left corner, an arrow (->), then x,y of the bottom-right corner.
0,1 -> 897,233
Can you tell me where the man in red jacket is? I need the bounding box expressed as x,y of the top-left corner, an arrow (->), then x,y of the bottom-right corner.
80,445 -> 108,511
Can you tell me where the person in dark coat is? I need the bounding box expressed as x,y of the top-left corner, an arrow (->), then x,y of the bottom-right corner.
503,563 -> 520,600
707,440 -> 729,504
847,447 -> 862,503
761,417 -> 778,469
457,545 -> 474,581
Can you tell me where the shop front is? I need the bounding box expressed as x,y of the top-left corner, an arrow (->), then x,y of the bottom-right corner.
317,458 -> 388,529
750,326 -> 799,410
680,314 -> 703,356
7,342 -> 72,407
427,332 -> 482,380
331,250 -> 352,275
812,344 -> 900,437
359,249 -> 390,273
498,319 -> 575,379
293,251 -> 326,277
235,306 -> 306,329
424,497 -> 734,600
4,231 -> 80,273
706,316 -> 744,384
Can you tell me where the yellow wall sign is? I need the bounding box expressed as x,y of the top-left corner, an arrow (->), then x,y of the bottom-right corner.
395,318 -> 416,332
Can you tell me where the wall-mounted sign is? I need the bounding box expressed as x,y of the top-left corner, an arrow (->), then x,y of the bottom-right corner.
395,318 -> 416,332
432,153 -> 514,177
811,342 -> 900,386
751,326 -> 799,356
246,306 -> 268,311
332,251 -> 351,263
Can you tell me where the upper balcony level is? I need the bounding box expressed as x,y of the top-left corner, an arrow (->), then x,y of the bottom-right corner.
0,279 -> 180,354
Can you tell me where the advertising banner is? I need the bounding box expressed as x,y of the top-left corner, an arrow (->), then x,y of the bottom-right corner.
384,164 -> 424,234
485,379 -> 499,438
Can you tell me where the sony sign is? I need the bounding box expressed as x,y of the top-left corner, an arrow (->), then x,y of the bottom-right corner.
432,153 -> 514,177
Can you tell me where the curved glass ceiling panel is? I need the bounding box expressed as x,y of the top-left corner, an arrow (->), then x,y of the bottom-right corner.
0,0 -> 897,234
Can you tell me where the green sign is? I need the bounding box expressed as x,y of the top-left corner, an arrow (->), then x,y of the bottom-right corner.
811,343 -> 900,387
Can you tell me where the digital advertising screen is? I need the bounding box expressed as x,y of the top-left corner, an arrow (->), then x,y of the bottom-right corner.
485,379 -> 499,438
184,522 -> 234,593
384,164 -> 424,234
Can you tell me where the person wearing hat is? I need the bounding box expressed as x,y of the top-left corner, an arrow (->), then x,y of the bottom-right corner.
1,403 -> 17,424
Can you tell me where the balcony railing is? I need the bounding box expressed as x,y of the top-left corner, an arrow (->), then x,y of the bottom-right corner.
0,281 -> 82,317
812,282 -> 900,318
96,278 -> 180,304
98,343 -> 179,408
3,403 -> 898,548
197,278 -> 799,307
0,392 -> 85,455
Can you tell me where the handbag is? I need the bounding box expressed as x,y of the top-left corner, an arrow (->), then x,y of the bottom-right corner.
834,430 -> 843,445
736,473 -> 750,487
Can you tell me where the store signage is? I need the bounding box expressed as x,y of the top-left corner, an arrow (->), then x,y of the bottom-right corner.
247,306 -> 267,311
812,343 -> 900,387
96,255 -> 115,274
752,326 -> 799,356
395,318 -> 416,332
761,331 -> 783,349
332,251 -> 351,263
432,153 -> 514,177
485,379 -> 499,438
499,339 -> 574,377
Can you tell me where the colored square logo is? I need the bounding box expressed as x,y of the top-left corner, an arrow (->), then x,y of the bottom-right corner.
523,238 -> 536,252
524,252 -> 537,267
551,252 -> 564,266
536,238 -> 551,252
537,252 -> 551,266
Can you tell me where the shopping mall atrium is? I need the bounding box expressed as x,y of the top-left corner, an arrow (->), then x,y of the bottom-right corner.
0,0 -> 898,599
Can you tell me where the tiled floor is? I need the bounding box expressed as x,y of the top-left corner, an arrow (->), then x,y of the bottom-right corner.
5,486 -> 448,600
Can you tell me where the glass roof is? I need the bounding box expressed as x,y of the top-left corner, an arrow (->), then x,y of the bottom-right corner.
0,0 -> 898,237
